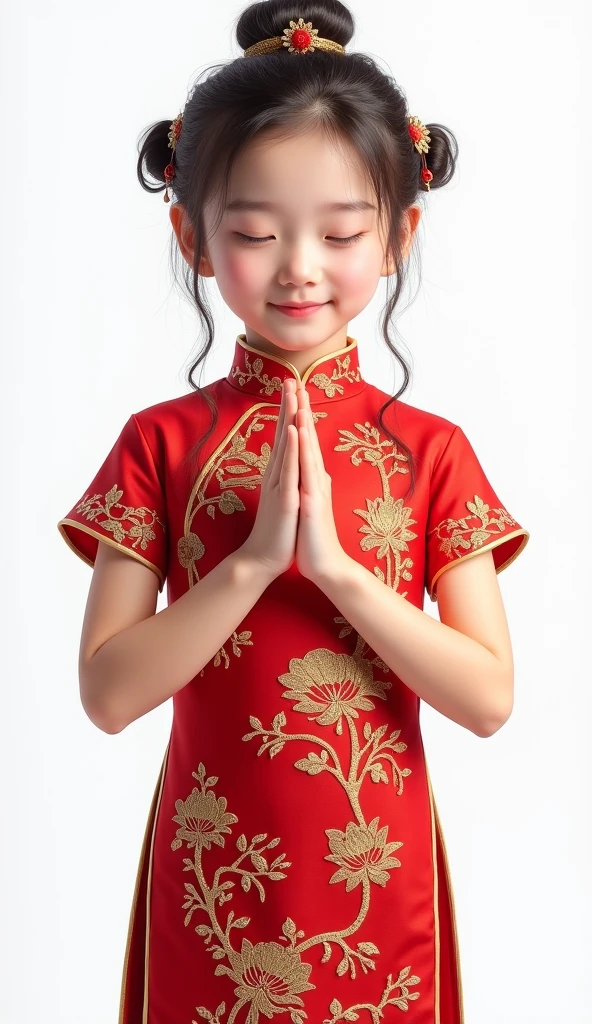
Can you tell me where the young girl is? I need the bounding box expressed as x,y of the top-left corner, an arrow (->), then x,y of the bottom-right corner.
57,3 -> 529,1022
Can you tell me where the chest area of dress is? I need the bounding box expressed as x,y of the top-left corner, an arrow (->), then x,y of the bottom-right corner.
169,398 -> 429,603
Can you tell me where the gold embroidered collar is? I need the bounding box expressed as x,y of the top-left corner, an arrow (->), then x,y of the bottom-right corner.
226,333 -> 366,404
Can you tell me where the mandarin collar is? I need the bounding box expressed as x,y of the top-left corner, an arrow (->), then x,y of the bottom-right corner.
226,333 -> 366,404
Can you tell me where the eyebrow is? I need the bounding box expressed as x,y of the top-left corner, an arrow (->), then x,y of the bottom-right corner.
225,199 -> 377,213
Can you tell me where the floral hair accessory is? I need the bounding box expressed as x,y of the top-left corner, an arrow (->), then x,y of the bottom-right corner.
244,17 -> 346,57
408,115 -> 433,191
163,112 -> 183,203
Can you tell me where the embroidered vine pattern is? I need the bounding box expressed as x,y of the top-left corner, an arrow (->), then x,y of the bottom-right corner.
199,632 -> 255,677
430,494 -> 519,562
173,649 -> 419,1023
75,484 -> 165,552
333,615 -> 392,677
321,969 -> 422,1023
178,409 -> 327,676
230,353 -> 284,396
230,351 -> 361,400
334,422 -> 417,595
309,354 -> 362,398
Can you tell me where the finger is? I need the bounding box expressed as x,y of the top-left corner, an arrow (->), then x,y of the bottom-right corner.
297,389 -> 323,485
279,422 -> 299,495
264,383 -> 285,480
301,389 -> 324,467
268,380 -> 294,473
298,421 -> 316,494
269,385 -> 296,488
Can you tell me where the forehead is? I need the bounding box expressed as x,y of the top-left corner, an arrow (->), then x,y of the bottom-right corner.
224,127 -> 374,211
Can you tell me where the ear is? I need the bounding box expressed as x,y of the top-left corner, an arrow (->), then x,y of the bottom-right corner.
168,203 -> 215,277
381,204 -> 422,275
400,204 -> 421,260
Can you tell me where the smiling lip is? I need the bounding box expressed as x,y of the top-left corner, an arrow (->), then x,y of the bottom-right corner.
271,302 -> 328,318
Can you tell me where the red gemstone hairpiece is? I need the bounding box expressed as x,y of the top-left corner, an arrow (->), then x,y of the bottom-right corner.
407,116 -> 433,191
163,112 -> 183,204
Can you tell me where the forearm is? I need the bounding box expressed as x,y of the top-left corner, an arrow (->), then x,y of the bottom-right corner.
86,549 -> 274,734
316,556 -> 511,737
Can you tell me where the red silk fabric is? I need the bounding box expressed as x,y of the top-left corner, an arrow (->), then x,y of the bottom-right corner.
58,335 -> 529,1023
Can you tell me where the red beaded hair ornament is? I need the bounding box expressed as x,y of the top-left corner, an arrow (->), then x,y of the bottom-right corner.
163,112 -> 183,203
162,21 -> 433,200
407,115 -> 433,191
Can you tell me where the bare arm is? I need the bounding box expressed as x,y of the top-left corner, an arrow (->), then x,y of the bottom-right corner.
79,544 -> 274,734
314,548 -> 514,738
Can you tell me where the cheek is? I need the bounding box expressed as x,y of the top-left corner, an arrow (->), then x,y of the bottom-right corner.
335,246 -> 383,293
219,251 -> 262,295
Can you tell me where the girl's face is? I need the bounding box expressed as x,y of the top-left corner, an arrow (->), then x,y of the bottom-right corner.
171,126 -> 420,369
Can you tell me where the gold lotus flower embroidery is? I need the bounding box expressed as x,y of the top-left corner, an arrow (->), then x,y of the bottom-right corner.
75,484 -> 165,552
173,644 -> 420,1022
279,648 -> 391,735
325,818 -> 403,891
172,786 -> 238,853
216,937 -> 315,1018
335,422 -> 417,594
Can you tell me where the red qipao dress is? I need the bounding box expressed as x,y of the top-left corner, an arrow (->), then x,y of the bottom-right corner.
57,334 -> 529,1024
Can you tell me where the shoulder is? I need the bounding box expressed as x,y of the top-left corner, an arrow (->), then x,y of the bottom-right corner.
131,382 -> 223,454
362,382 -> 459,467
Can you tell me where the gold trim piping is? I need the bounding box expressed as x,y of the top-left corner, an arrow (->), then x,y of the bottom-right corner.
57,518 -> 165,591
429,528 -> 530,602
117,741 -> 170,1024
426,766 -> 465,1024
183,401 -> 287,542
235,332 -> 360,385
427,764 -> 441,1022
142,741 -> 170,1023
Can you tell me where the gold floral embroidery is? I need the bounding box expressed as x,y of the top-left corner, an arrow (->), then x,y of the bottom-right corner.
171,764 -> 309,1022
178,407 -> 327,674
172,778 -> 238,852
231,352 -> 283,396
335,422 -> 417,595
177,411 -> 277,679
172,645 -> 419,1021
431,494 -> 519,562
333,615 -> 391,675
198,630 -> 254,678
323,969 -> 421,1022
74,483 -> 165,552
278,648 -> 391,737
325,818 -> 403,890
179,411 -> 325,583
309,353 -> 362,397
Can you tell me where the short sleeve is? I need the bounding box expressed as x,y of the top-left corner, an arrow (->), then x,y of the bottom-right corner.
57,413 -> 168,592
425,425 -> 529,602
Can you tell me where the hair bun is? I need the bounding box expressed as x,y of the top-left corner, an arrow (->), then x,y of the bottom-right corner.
236,1 -> 355,53
137,119 -> 175,193
422,122 -> 459,191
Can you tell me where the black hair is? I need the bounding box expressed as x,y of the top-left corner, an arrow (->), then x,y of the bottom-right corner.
137,0 -> 458,499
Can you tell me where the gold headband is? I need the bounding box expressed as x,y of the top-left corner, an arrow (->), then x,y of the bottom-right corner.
244,18 -> 346,57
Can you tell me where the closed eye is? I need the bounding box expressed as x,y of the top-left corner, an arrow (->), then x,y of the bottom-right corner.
234,232 -> 366,246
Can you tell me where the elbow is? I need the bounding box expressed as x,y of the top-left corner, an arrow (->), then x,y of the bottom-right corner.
472,664 -> 514,738
79,668 -> 126,735
472,699 -> 513,738
83,696 -> 125,734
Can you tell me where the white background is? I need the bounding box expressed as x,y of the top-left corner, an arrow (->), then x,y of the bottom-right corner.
1,1 -> 590,1021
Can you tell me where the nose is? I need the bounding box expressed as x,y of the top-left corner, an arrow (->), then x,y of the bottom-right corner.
276,238 -> 323,287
